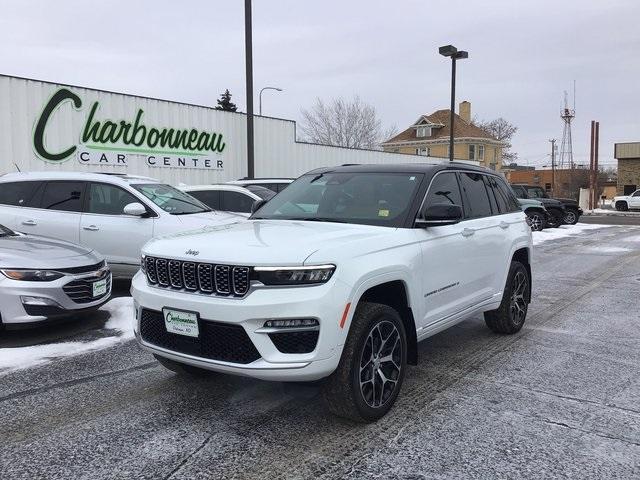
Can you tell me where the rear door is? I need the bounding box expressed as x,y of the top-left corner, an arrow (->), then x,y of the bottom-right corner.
456,171 -> 503,302
0,181 -> 43,230
80,182 -> 154,273
15,181 -> 85,243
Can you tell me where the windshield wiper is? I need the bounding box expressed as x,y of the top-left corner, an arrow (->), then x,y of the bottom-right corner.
171,211 -> 207,216
294,217 -> 349,223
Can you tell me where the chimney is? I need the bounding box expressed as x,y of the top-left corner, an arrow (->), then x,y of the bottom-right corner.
459,101 -> 471,123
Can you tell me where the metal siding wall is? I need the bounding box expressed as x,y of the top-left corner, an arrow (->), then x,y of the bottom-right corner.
0,76 -> 452,184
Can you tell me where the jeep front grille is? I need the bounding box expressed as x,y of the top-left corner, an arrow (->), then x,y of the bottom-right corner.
144,256 -> 251,297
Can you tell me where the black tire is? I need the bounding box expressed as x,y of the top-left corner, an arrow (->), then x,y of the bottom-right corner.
563,208 -> 579,225
153,354 -> 215,377
485,261 -> 530,334
616,201 -> 628,212
526,211 -> 546,231
322,302 -> 407,422
546,209 -> 564,228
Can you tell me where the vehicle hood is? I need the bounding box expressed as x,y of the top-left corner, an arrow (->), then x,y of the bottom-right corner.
518,198 -> 544,207
143,220 -> 397,265
538,198 -> 565,208
173,210 -> 245,228
555,197 -> 579,206
0,233 -> 102,269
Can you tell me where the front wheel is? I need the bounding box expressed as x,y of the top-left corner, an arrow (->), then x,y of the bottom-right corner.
563,209 -> 579,225
616,201 -> 628,212
322,302 -> 407,422
526,211 -> 545,231
485,261 -> 530,334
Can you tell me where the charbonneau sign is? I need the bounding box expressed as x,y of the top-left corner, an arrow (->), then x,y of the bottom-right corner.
33,88 -> 226,170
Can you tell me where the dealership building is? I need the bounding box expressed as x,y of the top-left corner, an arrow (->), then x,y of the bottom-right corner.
0,75 -> 445,184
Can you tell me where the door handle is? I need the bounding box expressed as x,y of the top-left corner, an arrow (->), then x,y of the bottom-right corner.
83,225 -> 99,231
499,221 -> 510,229
21,220 -> 37,226
461,228 -> 475,237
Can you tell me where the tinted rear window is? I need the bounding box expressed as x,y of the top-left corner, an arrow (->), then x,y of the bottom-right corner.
0,181 -> 42,207
458,172 -> 492,218
40,182 -> 85,212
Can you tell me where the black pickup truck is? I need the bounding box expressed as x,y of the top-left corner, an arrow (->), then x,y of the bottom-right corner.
511,184 -> 582,226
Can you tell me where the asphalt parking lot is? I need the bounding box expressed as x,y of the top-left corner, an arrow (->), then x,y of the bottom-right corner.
1,225 -> 639,479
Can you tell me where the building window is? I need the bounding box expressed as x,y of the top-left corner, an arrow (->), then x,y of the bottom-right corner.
468,144 -> 485,161
544,183 -> 552,192
416,126 -> 431,138
415,147 -> 430,156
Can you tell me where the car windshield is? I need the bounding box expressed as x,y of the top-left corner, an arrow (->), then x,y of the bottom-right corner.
526,187 -> 547,198
245,185 -> 276,200
133,184 -> 211,215
252,172 -> 423,227
0,224 -> 17,237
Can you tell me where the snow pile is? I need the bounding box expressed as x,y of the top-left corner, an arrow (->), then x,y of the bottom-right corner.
0,297 -> 135,373
532,224 -> 611,245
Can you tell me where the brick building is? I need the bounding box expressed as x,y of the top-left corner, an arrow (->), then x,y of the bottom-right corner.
614,142 -> 640,195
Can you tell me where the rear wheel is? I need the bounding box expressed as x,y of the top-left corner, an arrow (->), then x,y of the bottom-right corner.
485,261 -> 530,334
526,211 -> 545,231
154,354 -> 215,377
563,209 -> 579,225
616,201 -> 628,212
322,302 -> 407,422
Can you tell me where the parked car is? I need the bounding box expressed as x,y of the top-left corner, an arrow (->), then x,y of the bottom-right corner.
510,184 -> 573,226
0,223 -> 111,328
612,189 -> 640,211
178,184 -> 275,217
518,198 -> 550,232
227,177 -> 294,193
132,163 -> 532,422
0,172 -> 243,278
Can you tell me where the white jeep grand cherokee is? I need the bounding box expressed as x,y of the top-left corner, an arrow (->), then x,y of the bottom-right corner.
132,163 -> 533,421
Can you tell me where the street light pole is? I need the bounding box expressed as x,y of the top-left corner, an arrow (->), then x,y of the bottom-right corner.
259,87 -> 283,116
244,0 -> 255,179
439,45 -> 468,162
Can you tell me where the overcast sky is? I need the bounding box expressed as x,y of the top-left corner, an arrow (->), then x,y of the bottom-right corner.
1,0 -> 638,168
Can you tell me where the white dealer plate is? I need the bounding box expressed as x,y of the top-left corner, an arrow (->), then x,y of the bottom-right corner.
92,279 -> 107,297
163,308 -> 199,338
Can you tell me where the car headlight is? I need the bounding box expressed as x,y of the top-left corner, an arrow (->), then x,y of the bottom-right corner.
0,269 -> 64,281
254,265 -> 335,285
141,254 -> 146,273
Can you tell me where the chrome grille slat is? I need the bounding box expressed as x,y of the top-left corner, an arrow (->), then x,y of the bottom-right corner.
145,257 -> 250,297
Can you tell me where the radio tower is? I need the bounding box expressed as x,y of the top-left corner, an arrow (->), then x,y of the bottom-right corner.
558,87 -> 575,169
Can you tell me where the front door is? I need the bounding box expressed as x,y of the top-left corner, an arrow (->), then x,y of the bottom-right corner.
80,182 -> 154,275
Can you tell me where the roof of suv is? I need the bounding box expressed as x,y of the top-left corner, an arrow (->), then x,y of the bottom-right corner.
0,171 -> 158,185
304,161 -> 497,175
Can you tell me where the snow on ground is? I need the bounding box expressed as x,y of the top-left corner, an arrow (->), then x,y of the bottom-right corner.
532,223 -> 612,245
0,297 -> 135,374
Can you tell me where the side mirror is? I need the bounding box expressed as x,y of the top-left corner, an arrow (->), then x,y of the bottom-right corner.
415,204 -> 463,227
251,199 -> 267,214
123,202 -> 147,217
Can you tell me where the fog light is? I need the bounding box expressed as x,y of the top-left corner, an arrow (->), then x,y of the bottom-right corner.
20,296 -> 63,307
264,318 -> 319,328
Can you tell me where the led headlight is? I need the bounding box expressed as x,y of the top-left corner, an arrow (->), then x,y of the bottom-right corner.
264,318 -> 319,328
0,269 -> 64,282
254,265 -> 335,286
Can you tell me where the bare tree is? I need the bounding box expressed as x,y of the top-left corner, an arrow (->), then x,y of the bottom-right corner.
299,96 -> 396,150
474,117 -> 518,164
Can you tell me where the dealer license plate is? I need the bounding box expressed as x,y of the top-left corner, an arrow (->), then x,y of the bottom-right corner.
163,308 -> 199,337
92,279 -> 107,297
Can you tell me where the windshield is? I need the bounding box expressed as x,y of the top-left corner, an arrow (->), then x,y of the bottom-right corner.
246,185 -> 276,201
133,184 -> 211,215
526,187 -> 547,199
0,224 -> 17,237
252,172 -> 423,227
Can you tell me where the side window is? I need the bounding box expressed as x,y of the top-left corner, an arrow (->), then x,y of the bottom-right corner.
422,172 -> 463,213
494,178 -> 522,212
221,191 -> 253,213
511,185 -> 526,199
458,172 -> 492,218
482,176 -> 499,214
87,183 -> 140,215
40,182 -> 85,212
188,190 -> 221,210
0,181 -> 42,207
487,176 -> 510,214
632,191 -> 640,197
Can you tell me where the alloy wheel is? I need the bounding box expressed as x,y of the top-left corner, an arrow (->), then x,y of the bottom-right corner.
359,320 -> 402,408
510,271 -> 528,326
528,213 -> 543,231
564,211 -> 577,224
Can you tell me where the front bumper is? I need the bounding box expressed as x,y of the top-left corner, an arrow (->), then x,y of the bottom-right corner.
131,272 -> 350,381
0,270 -> 112,325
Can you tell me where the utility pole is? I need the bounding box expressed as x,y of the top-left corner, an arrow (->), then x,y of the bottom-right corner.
438,45 -> 468,162
589,121 -> 595,209
594,121 -> 600,208
549,139 -> 556,196
244,0 -> 255,179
